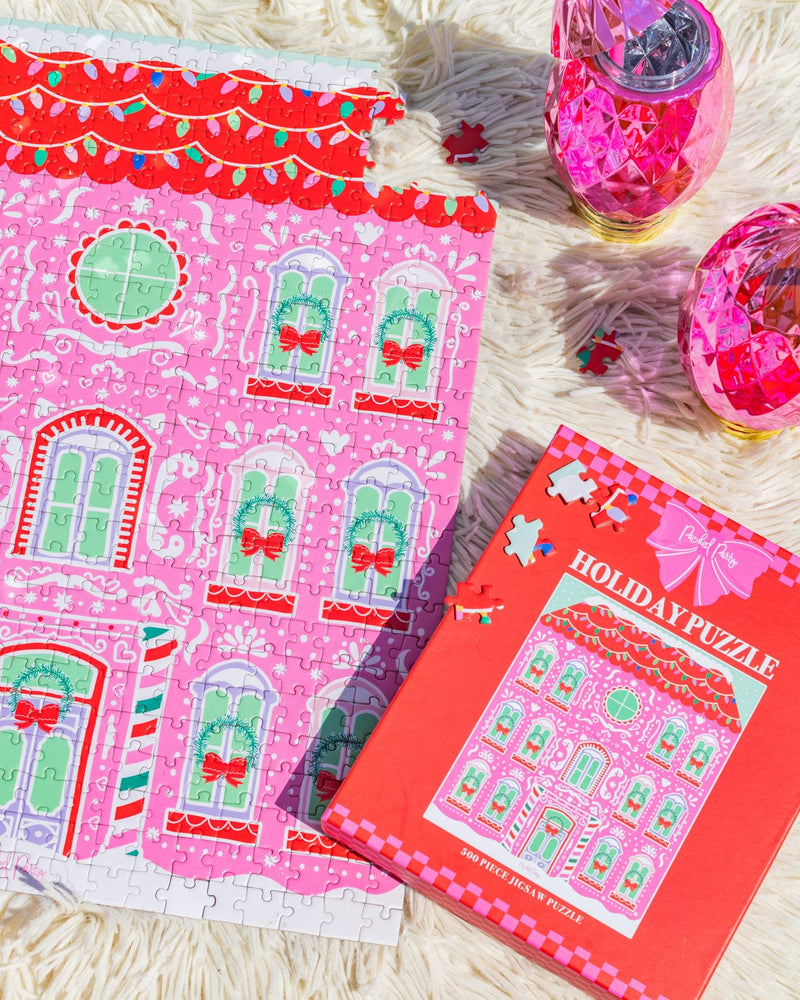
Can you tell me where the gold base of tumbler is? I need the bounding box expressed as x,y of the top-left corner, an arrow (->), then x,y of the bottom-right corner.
715,416 -> 784,441
572,200 -> 674,243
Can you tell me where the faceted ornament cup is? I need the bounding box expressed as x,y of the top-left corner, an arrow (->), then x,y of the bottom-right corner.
544,0 -> 734,242
678,204 -> 800,438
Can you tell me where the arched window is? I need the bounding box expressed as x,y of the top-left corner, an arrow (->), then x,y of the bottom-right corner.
253,246 -> 348,400
649,717 -> 687,765
180,662 -> 277,823
208,445 -> 311,613
447,760 -> 489,812
483,700 -> 524,750
563,742 -> 610,795
12,408 -> 150,569
614,777 -> 654,826
679,736 -> 717,783
613,856 -> 651,905
647,793 -> 687,843
519,808 -> 574,871
513,720 -> 553,767
548,659 -> 586,708
582,836 -> 622,886
0,643 -> 106,856
332,460 -> 424,609
303,680 -> 386,825
478,778 -> 521,831
516,643 -> 557,692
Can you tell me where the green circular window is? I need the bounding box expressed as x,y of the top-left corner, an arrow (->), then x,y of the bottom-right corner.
604,687 -> 640,723
74,227 -> 181,325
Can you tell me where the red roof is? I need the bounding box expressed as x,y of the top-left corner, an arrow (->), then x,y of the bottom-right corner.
544,602 -> 741,731
0,39 -> 496,231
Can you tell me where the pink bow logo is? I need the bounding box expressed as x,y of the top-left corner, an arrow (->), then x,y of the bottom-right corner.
646,501 -> 772,607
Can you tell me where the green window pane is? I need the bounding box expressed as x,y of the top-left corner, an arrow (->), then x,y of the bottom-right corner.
259,474 -> 298,584
581,756 -> 602,790
30,736 -> 70,813
342,485 -> 381,594
403,289 -> 439,392
221,693 -> 263,811
81,454 -> 121,559
606,688 -> 640,722
40,450 -> 83,555
372,489 -> 411,600
76,229 -> 179,324
86,456 -> 120,510
1,652 -> 95,699
307,707 -> 347,822
228,470 -> 268,576
188,689 -> 230,806
267,272 -> 305,373
0,730 -> 23,807
373,286 -> 410,387
293,273 -> 334,378
349,712 -> 377,765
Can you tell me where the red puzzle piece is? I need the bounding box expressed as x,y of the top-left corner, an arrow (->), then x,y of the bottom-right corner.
443,121 -> 489,164
577,328 -> 623,376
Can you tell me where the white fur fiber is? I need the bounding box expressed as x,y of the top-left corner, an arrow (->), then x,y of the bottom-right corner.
0,0 -> 798,998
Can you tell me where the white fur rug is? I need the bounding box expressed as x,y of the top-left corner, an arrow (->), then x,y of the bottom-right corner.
0,0 -> 798,998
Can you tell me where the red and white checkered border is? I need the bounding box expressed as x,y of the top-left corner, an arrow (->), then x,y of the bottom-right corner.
324,803 -> 671,1000
549,426 -> 800,590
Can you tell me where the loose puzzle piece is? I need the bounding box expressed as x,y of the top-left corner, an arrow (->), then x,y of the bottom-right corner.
503,515 -> 554,566
445,584 -> 505,623
590,484 -> 638,531
0,18 -> 497,946
577,328 -> 623,376
546,460 -> 598,504
442,121 -> 489,165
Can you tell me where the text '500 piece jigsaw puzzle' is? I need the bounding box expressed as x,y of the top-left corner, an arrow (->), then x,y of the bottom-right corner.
0,19 -> 496,941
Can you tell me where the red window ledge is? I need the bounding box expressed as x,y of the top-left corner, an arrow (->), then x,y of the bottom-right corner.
206,584 -> 296,615
165,811 -> 259,844
246,377 -> 333,407
321,599 -> 411,632
284,828 -> 367,861
353,391 -> 440,421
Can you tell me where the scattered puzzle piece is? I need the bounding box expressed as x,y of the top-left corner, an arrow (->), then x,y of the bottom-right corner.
546,460 -> 598,504
445,584 -> 505,623
577,328 -> 624,376
443,121 -> 489,164
503,515 -> 555,566
590,484 -> 639,530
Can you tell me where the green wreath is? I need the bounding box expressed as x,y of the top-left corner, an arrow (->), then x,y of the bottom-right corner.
233,492 -> 296,544
193,714 -> 260,770
310,733 -> 365,779
9,662 -> 75,719
376,307 -> 437,356
272,293 -> 332,342
345,509 -> 408,562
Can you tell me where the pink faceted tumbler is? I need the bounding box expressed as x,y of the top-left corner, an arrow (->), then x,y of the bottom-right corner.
544,0 -> 734,241
678,204 -> 800,438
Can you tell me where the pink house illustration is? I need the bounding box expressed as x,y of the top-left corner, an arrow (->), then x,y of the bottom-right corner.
427,597 -> 759,933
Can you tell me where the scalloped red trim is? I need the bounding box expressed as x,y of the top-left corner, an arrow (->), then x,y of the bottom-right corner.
205,584 -> 296,614
320,598 -> 411,632
0,39 -> 496,232
165,810 -> 259,843
545,603 -> 741,730
245,378 -> 334,406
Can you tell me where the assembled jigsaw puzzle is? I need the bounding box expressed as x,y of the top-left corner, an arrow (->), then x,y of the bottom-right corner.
0,19 -> 496,941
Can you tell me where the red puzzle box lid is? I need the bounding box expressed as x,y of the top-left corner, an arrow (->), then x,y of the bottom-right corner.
322,425 -> 800,1000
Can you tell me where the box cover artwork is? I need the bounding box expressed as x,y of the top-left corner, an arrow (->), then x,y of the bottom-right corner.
323,425 -> 800,999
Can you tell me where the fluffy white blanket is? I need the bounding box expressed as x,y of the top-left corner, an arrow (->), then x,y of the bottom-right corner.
0,0 -> 798,998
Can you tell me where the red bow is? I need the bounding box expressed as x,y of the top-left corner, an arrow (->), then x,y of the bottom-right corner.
529,666 -> 545,679
495,723 -> 510,737
690,756 -> 705,769
656,817 -> 673,829
545,822 -> 560,837
201,752 -> 248,787
623,879 -> 639,891
592,861 -> 607,873
351,544 -> 395,576
660,740 -> 675,752
14,700 -> 59,733
279,325 -> 322,356
381,339 -> 425,371
525,742 -> 541,754
315,770 -> 341,802
627,799 -> 642,813
241,527 -> 285,560
461,783 -> 476,796
558,683 -> 573,695
491,802 -> 506,816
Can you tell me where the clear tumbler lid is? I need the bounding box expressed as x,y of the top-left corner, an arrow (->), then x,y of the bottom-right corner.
552,0 -> 675,59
